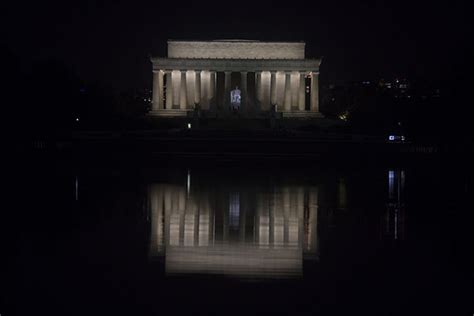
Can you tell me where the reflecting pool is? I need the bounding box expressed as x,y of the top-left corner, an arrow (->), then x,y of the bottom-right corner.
6,162 -> 471,316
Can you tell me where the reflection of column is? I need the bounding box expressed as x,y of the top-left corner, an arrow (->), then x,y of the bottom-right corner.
178,188 -> 186,245
298,72 -> 306,111
284,72 -> 291,111
168,187 -> 180,246
289,188 -> 299,247
184,197 -> 196,247
152,70 -> 164,110
269,193 -> 274,246
239,195 -> 246,242
223,196 -> 229,242
194,70 -> 201,106
165,71 -> 172,109
307,187 -> 318,255
259,216 -> 269,248
199,197 -> 210,246
149,184 -> 164,255
310,72 -> 319,112
283,187 -> 290,244
270,71 -> 277,106
224,71 -> 231,110
272,188 -> 284,248
297,187 -> 304,246
210,199 -> 215,245
241,71 -> 248,112
180,70 -> 187,110
258,194 -> 270,248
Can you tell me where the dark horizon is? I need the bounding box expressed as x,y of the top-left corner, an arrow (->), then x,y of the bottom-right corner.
2,0 -> 471,92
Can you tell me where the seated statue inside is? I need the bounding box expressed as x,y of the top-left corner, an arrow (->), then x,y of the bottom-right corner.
230,86 -> 241,110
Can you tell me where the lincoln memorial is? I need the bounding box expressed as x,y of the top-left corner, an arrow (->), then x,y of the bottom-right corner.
149,40 -> 322,118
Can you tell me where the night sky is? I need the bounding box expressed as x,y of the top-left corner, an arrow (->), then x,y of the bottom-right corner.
2,0 -> 470,92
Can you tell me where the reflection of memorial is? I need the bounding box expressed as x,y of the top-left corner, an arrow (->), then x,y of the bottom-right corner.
148,177 -> 319,278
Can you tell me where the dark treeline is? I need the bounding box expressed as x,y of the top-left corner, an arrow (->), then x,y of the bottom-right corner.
3,47 -> 149,142
320,76 -> 471,144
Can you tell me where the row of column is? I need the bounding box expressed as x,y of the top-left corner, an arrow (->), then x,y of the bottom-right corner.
149,184 -> 318,251
152,70 -> 319,113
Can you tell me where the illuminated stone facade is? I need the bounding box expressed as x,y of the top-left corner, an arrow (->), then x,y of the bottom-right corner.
150,40 -> 322,118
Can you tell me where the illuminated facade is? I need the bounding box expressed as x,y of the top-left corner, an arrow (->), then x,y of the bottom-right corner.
149,40 -> 322,118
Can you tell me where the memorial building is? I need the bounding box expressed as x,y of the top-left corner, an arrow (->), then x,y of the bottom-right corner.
149,40 -> 322,118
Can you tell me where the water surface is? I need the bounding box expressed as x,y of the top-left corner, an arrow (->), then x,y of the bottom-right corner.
5,161 -> 471,315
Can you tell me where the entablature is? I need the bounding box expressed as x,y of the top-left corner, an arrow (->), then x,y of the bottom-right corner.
151,57 -> 321,72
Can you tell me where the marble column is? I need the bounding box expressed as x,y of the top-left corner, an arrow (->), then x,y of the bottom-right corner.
152,70 -> 164,110
201,71 -> 209,110
209,71 -> 216,110
194,70 -> 201,107
256,72 -> 262,111
165,71 -> 172,109
241,71 -> 248,112
224,71 -> 231,110
298,72 -> 306,111
180,70 -> 187,110
283,187 -> 290,244
270,71 -> 277,107
284,72 -> 292,111
173,71 -> 180,109
262,71 -> 271,111
291,73 -> 299,110
310,72 -> 319,112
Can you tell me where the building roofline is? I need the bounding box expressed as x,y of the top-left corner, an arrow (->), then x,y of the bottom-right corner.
167,39 -> 306,44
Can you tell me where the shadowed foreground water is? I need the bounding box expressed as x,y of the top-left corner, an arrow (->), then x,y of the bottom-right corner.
4,161 -> 472,315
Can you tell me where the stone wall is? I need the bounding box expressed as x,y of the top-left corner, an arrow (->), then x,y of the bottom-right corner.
168,40 -> 305,59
